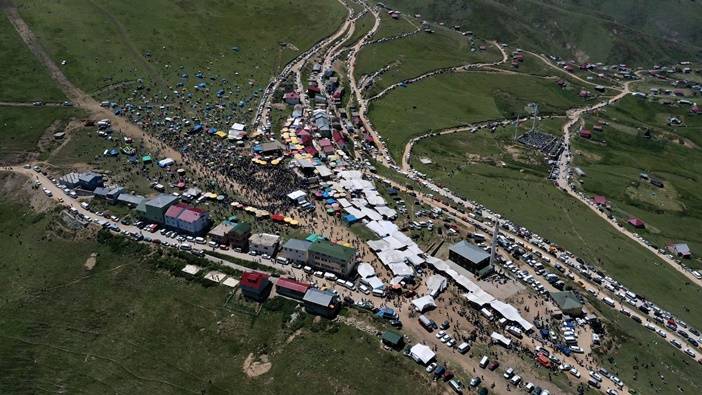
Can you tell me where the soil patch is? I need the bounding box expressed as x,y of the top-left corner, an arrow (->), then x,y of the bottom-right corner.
84,252 -> 97,271
242,352 -> 272,378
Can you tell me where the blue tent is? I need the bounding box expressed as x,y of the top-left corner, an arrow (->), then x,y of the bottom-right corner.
190,124 -> 203,133
107,148 -> 119,156
325,198 -> 336,205
343,214 -> 358,224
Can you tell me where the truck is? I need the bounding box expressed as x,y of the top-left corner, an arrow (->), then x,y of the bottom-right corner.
419,315 -> 435,332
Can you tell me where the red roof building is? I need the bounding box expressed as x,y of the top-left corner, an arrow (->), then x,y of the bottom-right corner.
628,218 -> 645,229
240,272 -> 272,302
283,91 -> 300,105
275,277 -> 311,300
579,129 -> 592,138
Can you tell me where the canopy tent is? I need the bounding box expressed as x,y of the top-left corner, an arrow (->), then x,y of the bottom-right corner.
426,274 -> 447,298
411,295 -> 437,313
409,343 -> 436,365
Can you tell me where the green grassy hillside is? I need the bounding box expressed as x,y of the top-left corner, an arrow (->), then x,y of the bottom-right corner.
383,0 -> 702,65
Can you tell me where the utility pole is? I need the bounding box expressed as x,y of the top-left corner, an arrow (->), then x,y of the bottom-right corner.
489,220 -> 499,266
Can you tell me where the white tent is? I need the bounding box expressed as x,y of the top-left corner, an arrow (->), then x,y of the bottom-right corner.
363,276 -> 384,290
367,239 -> 390,252
287,190 -> 306,201
357,262 -> 376,279
389,262 -> 414,277
411,295 -> 437,312
409,343 -> 436,365
491,332 -> 512,348
426,274 -> 447,297
158,157 -> 175,168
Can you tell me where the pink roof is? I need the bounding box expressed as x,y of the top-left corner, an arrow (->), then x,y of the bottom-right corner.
165,204 -> 186,219
178,207 -> 206,223
593,195 -> 607,205
319,138 -> 332,147
305,146 -> 318,156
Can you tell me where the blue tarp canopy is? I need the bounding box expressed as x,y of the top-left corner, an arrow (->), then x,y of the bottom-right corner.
107,148 -> 119,156
343,214 -> 358,224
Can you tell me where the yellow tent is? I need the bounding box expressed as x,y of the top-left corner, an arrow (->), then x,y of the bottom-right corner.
289,219 -> 299,226
215,131 -> 227,139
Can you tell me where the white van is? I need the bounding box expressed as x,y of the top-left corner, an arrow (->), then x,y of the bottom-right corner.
479,356 -> 489,368
324,272 -> 338,281
336,278 -> 346,287
372,288 -> 385,297
457,342 -> 470,354
303,266 -> 313,273
313,271 -> 324,278
359,284 -> 370,294
603,297 -> 615,307
510,375 -> 521,385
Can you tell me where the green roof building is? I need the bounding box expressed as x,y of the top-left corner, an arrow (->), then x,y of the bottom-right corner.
382,330 -> 404,349
308,240 -> 356,277
550,291 -> 583,317
230,222 -> 252,250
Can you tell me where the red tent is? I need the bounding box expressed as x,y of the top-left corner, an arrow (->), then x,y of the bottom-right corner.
579,129 -> 592,138
271,214 -> 285,222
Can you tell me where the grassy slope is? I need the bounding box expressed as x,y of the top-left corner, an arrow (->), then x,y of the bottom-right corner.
590,299 -> 702,395
573,96 -> 702,268
371,12 -> 417,40
356,29 -> 500,95
382,0 -> 702,66
0,107 -> 79,162
369,72 -> 586,160
16,0 -> 346,94
344,11 -> 375,48
411,131 -> 702,330
0,16 -> 64,101
0,180 -> 431,394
